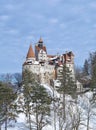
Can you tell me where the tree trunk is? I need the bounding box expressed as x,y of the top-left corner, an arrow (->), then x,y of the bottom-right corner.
87,115 -> 89,130
5,118 -> 7,130
54,109 -> 56,130
63,93 -> 66,121
36,103 -> 39,130
5,107 -> 8,130
53,87 -> 56,130
36,113 -> 38,130
28,113 -> 32,130
27,104 -> 32,130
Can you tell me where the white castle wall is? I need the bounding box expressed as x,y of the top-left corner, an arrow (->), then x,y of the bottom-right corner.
23,62 -> 55,84
38,49 -> 48,61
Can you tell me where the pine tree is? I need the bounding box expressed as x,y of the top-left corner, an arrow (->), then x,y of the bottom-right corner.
22,69 -> 52,130
89,52 -> 96,76
0,81 -> 18,130
83,59 -> 89,76
88,52 -> 96,90
31,84 -> 52,130
57,64 -> 77,122
91,64 -> 96,90
22,69 -> 35,130
0,81 -> 5,129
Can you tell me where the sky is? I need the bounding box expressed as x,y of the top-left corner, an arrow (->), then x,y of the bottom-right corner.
0,0 -> 96,73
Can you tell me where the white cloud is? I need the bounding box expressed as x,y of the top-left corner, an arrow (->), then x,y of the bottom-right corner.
31,13 -> 45,20
89,1 -> 96,8
49,18 -> 58,24
93,24 -> 96,28
0,15 -> 10,21
71,6 -> 85,14
47,0 -> 62,6
25,35 -> 36,43
4,3 -> 24,11
59,23 -> 66,29
5,4 -> 15,10
1,28 -> 18,35
7,29 -> 18,35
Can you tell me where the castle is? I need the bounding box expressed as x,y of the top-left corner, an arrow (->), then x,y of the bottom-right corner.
23,37 -> 75,85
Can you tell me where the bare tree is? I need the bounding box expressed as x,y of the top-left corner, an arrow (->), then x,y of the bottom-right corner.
13,73 -> 22,88
78,93 -> 96,130
1,73 -> 12,83
67,101 -> 84,130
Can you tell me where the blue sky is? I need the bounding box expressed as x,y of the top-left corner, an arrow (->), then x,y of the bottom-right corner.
0,0 -> 96,73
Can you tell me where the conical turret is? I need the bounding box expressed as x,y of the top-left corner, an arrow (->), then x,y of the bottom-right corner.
26,44 -> 35,59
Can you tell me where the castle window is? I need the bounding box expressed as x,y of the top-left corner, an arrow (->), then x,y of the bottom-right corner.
59,70 -> 62,73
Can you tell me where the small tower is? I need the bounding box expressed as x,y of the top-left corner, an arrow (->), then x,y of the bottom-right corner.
35,37 -> 47,61
23,44 -> 36,72
26,44 -> 35,63
63,51 -> 75,80
38,37 -> 43,48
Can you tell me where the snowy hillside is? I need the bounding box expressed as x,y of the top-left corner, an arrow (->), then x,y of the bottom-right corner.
1,84 -> 96,130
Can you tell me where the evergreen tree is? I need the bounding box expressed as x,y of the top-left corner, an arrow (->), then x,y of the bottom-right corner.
0,81 -> 5,129
88,52 -> 96,90
57,64 -> 77,121
31,84 -> 52,130
91,63 -> 96,90
89,52 -> 96,76
83,59 -> 89,76
0,81 -> 17,130
22,69 -> 35,130
22,69 -> 52,130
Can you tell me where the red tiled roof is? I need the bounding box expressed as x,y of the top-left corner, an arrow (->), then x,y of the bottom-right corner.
35,45 -> 47,52
47,55 -> 56,58
26,44 -> 35,58
63,51 -> 74,61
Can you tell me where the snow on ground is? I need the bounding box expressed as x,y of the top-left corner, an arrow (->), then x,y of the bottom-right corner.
1,113 -> 53,130
1,85 -> 96,130
42,84 -> 53,95
1,114 -> 29,130
43,84 -> 60,98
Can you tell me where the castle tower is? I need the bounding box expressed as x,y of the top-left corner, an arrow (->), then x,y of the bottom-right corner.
26,44 -> 35,63
26,44 -> 35,59
35,37 -> 47,62
38,37 -> 43,48
63,51 -> 75,80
